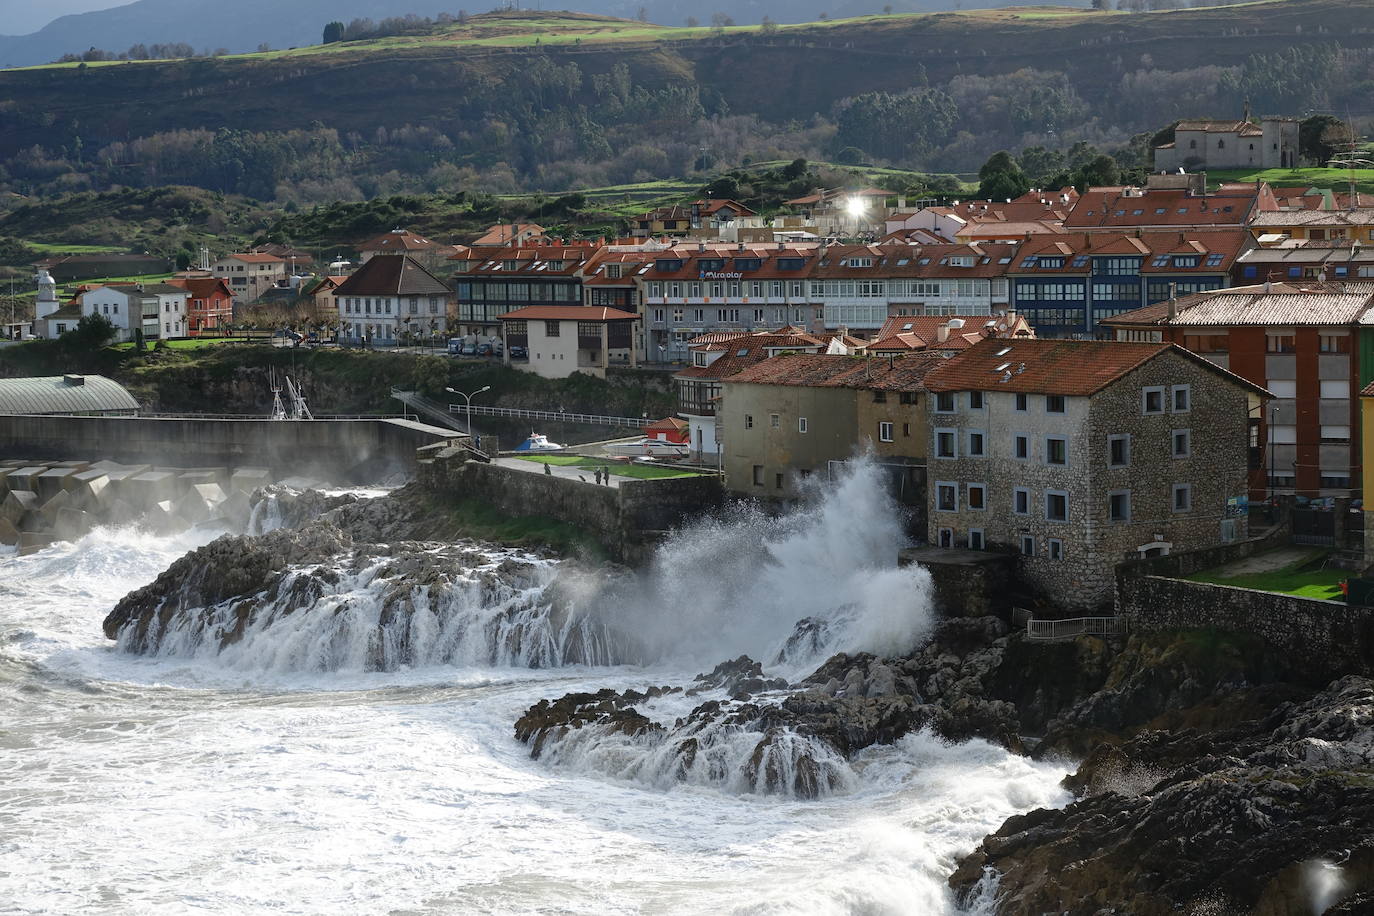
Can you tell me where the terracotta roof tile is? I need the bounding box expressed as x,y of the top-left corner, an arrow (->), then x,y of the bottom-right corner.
725,351 -> 948,390
923,338 -> 1171,396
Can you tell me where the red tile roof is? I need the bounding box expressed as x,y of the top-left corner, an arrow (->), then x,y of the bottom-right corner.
166,277 -> 231,299
1065,186 -> 1267,230
334,254 -> 449,297
358,229 -> 447,253
498,306 -> 637,321
471,224 -> 545,246
923,338 -> 1171,396
725,351 -> 948,390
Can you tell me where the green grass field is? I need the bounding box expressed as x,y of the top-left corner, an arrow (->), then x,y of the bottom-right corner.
514,453 -> 699,479
24,241 -> 127,255
112,337 -> 241,351
1186,551 -> 1346,600
1210,167 -> 1374,195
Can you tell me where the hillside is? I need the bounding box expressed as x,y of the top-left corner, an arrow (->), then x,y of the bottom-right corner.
0,0 -> 1090,67
0,0 -> 1368,197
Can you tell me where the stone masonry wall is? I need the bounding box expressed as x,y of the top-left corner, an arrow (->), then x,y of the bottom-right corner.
1119,574 -> 1374,679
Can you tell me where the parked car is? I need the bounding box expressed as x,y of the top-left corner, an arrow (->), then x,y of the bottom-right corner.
476,342 -> 494,357
460,343 -> 479,356
509,344 -> 528,360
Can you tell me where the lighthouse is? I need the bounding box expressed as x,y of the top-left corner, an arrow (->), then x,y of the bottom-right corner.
34,269 -> 59,320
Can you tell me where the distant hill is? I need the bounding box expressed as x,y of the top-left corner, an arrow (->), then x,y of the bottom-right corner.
0,0 -> 1366,199
0,0 -> 1088,67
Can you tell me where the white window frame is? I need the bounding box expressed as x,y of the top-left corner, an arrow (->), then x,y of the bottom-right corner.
1172,429 -> 1191,458
934,392 -> 957,414
935,481 -> 958,513
878,421 -> 894,443
770,413 -> 780,429
1045,489 -> 1069,522
1045,394 -> 1066,414
1173,483 -> 1193,513
1170,384 -> 1191,413
798,417 -> 808,434
1142,386 -> 1166,415
938,527 -> 955,548
1013,486 -> 1031,515
1047,538 -> 1064,561
934,428 -> 958,459
1020,535 -> 1036,557
967,482 -> 987,511
1108,433 -> 1131,468
967,429 -> 986,458
969,391 -> 986,410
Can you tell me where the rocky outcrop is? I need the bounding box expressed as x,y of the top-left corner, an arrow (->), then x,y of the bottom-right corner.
949,677 -> 1374,915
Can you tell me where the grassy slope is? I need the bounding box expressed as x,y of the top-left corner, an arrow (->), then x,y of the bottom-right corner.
1210,168 -> 1374,196
0,0 -> 1360,157
1186,552 -> 1346,600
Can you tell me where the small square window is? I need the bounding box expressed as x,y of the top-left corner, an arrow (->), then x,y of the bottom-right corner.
1045,436 -> 1067,466
967,483 -> 986,510
1109,490 -> 1130,522
968,430 -> 986,457
775,473 -> 785,489
936,482 -> 958,512
1048,538 -> 1063,560
1142,387 -> 1166,415
770,414 -> 780,428
1046,490 -> 1068,522
1046,395 -> 1066,413
935,428 -> 957,459
1014,434 -> 1029,460
1171,385 -> 1191,413
1172,429 -> 1191,458
1014,393 -> 1028,412
879,421 -> 894,442
1020,535 -> 1036,557
969,528 -> 985,550
935,392 -> 956,413
969,391 -> 985,410
1108,434 -> 1130,468
745,415 -> 754,429
1173,483 -> 1193,512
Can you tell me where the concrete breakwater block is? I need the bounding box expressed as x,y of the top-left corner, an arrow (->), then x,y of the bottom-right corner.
100,467 -> 148,501
4,467 -> 50,493
39,489 -> 72,527
230,468 -> 273,495
36,467 -> 80,501
65,472 -> 112,512
54,507 -> 91,541
19,530 -> 54,556
217,490 -> 253,528
0,518 -> 19,546
145,500 -> 190,535
51,460 -> 91,470
171,489 -> 214,525
192,483 -> 227,506
124,472 -> 179,510
1,490 -> 38,527
179,468 -> 230,487
106,498 -> 141,528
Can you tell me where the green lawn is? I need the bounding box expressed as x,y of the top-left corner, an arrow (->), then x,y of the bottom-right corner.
24,241 -> 127,255
1186,552 -> 1346,600
112,337 -> 242,351
513,454 -> 699,479
1209,167 -> 1374,196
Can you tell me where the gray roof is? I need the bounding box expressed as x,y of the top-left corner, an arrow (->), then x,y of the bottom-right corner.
0,375 -> 139,415
107,283 -> 187,296
1166,287 -> 1374,327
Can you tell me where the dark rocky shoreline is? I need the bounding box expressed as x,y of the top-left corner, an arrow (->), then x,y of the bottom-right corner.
107,486 -> 1374,913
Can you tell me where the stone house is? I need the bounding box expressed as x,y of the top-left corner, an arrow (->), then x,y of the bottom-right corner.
1153,117 -> 1299,172
921,337 -> 1268,610
718,351 -> 949,517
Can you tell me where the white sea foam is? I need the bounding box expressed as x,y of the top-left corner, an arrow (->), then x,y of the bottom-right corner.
0,468 -> 1067,915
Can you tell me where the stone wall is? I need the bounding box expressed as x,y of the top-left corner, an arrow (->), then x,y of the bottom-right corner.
419,456 -> 726,564
1117,574 -> 1374,679
0,415 -> 454,482
899,546 -> 1017,617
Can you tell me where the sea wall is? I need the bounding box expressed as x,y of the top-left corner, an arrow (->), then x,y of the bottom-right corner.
419,456 -> 725,564
0,415 -> 455,481
1117,574 -> 1374,679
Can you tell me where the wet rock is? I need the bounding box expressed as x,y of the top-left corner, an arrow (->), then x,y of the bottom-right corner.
688,655 -> 788,699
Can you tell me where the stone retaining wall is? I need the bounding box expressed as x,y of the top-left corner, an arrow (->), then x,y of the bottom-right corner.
1117,574 -> 1374,678
419,456 -> 726,564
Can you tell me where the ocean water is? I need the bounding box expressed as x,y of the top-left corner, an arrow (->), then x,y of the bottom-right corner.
0,466 -> 1071,915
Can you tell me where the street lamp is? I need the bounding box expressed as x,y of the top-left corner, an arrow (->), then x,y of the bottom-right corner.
446,385 -> 490,438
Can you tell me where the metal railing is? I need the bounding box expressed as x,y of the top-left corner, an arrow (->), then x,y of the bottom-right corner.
140,411 -> 415,421
1026,616 -> 1128,642
389,389 -> 469,432
450,404 -> 652,429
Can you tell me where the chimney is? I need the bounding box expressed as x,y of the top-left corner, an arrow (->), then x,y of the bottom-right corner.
1167,281 -> 1178,321
937,323 -> 950,344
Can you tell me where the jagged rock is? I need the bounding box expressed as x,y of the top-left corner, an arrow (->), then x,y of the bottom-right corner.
688,655 -> 788,698
949,677 -> 1374,915
515,689 -> 664,759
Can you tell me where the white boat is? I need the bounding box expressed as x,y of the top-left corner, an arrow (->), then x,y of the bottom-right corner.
514,433 -> 565,452
604,437 -> 690,458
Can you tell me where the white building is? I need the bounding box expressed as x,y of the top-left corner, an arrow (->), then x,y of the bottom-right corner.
81,283 -> 189,342
499,306 -> 640,379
